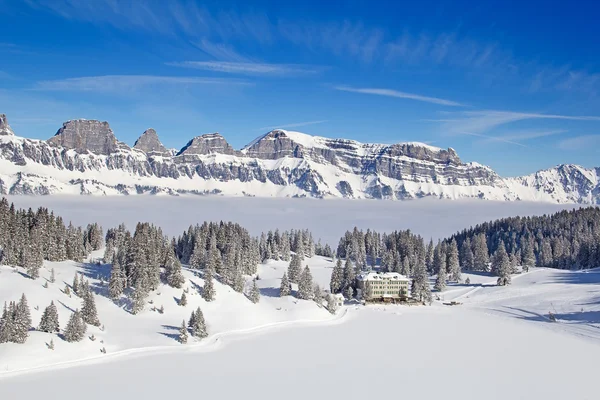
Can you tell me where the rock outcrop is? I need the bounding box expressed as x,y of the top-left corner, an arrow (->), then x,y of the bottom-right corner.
133,128 -> 170,156
0,114 -> 14,136
47,119 -> 121,155
177,133 -> 236,157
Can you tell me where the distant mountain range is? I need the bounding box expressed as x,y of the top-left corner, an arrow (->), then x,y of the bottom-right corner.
0,113 -> 598,203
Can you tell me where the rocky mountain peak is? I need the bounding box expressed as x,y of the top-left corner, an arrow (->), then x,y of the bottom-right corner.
133,128 -> 170,156
177,133 -> 236,156
47,119 -> 120,155
0,114 -> 15,136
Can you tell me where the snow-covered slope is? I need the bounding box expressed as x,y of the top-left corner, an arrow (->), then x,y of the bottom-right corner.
0,251 -> 338,374
1,113 -> 599,203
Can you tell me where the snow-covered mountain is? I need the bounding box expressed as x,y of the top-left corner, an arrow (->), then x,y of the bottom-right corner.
0,113 -> 598,203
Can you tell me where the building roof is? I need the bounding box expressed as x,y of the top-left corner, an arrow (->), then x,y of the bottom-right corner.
356,272 -> 411,281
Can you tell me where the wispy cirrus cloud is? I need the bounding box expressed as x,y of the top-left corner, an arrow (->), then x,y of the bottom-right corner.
255,120 -> 328,131
557,135 -> 600,151
168,61 -> 323,76
335,85 -> 464,107
33,75 -> 251,93
438,110 -> 600,135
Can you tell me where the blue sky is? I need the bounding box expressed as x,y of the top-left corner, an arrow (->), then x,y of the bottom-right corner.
1,0 -> 599,176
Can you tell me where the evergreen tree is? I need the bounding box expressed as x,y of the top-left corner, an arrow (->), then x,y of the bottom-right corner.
326,294 -> 338,314
447,239 -> 461,282
12,294 -> 31,343
188,310 -> 197,328
493,242 -> 512,286
297,266 -> 314,300
81,290 -> 101,327
131,280 -> 147,315
287,254 -> 302,283
279,272 -> 291,297
342,257 -> 355,291
313,284 -> 322,304
72,274 -> 80,296
433,242 -> 447,275
522,240 -> 536,271
460,238 -> 474,270
344,286 -> 354,300
411,260 -> 432,304
63,310 -> 86,342
425,239 -> 435,274
434,260 -> 447,292
233,267 -> 245,293
202,268 -> 216,302
180,291 -> 188,307
165,249 -> 186,289
0,302 -> 13,343
48,338 -> 54,350
249,279 -> 261,304
109,253 -> 126,301
178,320 -> 188,344
191,307 -> 208,339
50,268 -> 56,283
472,233 -> 490,271
38,301 -> 60,333
329,258 -> 344,294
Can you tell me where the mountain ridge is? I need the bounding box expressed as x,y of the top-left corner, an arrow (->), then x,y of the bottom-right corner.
0,113 -> 597,203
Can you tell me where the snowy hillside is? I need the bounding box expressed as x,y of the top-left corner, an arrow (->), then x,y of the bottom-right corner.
1,113 -> 600,203
0,251 -> 338,374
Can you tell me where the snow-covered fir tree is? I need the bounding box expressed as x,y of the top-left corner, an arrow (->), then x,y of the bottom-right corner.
249,279 -> 261,304
131,280 -> 147,315
460,238 -> 474,270
329,258 -> 343,294
38,301 -> 60,333
313,284 -> 322,304
0,302 -> 12,343
297,266 -> 314,300
81,289 -> 101,327
493,241 -> 512,286
411,258 -> 432,304
63,310 -> 86,342
344,286 -> 354,300
178,320 -> 188,344
179,291 -> 188,307
72,274 -> 80,296
447,239 -> 461,282
109,253 -> 126,301
342,257 -> 356,292
326,294 -> 338,314
202,268 -> 216,302
472,233 -> 490,272
164,248 -> 186,289
279,272 -> 291,297
287,254 -> 302,283
191,307 -> 208,339
12,294 -> 31,344
49,268 -> 56,283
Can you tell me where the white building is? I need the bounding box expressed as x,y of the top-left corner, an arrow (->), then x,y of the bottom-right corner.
356,272 -> 411,301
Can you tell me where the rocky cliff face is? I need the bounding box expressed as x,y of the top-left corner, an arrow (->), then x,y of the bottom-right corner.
0,114 -> 14,136
177,133 -> 236,157
0,113 -> 598,203
47,119 -> 122,155
133,128 -> 170,156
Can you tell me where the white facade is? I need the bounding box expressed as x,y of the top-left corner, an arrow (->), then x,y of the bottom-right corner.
357,272 -> 411,300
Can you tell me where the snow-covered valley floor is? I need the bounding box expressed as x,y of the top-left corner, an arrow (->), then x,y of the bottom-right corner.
0,197 -> 598,399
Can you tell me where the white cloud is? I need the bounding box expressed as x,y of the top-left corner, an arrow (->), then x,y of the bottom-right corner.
34,75 -> 251,92
439,110 -> 600,135
335,86 -> 464,107
167,61 -> 322,76
255,120 -> 328,131
557,135 -> 600,151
